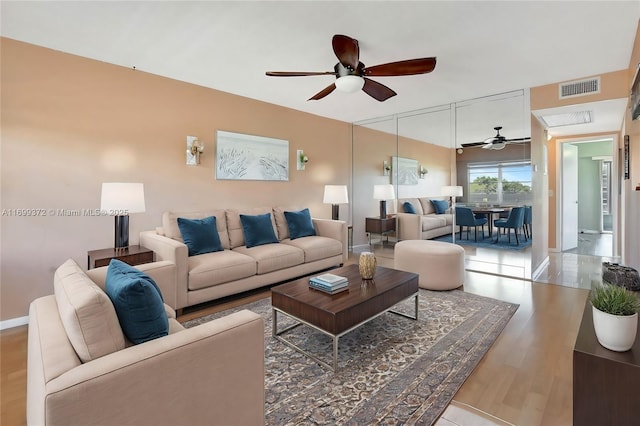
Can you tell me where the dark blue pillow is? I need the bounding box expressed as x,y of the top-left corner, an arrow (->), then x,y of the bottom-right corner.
240,213 -> 279,248
177,216 -> 224,256
403,201 -> 416,214
105,259 -> 168,344
284,208 -> 316,239
431,199 -> 449,214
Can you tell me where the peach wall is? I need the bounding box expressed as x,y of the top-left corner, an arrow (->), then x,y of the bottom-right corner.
0,38 -> 351,321
530,69 -> 628,110
623,19 -> 640,270
531,66 -> 630,252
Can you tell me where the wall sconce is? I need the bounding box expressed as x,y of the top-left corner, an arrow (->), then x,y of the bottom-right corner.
297,149 -> 309,170
457,148 -> 464,154
419,165 -> 428,178
186,136 -> 204,165
383,160 -> 391,176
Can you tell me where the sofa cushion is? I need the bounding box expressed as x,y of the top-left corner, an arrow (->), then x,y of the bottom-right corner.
240,213 -> 280,248
273,206 -> 300,240
282,236 -> 343,263
187,250 -> 256,291
418,198 -> 436,215
284,208 -> 316,239
53,259 -> 125,363
177,216 -> 224,256
422,215 -> 447,231
430,199 -> 449,214
233,244 -> 304,274
105,260 -> 169,344
163,209 -> 230,249
399,198 -> 424,215
226,207 -> 277,248
403,201 -> 416,214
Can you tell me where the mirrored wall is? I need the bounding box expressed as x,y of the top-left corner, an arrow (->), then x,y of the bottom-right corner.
352,90 -> 533,280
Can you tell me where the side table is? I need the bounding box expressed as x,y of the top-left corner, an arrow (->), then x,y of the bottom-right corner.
365,216 -> 396,246
87,245 -> 154,269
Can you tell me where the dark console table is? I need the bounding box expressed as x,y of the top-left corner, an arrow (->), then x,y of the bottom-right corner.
573,300 -> 640,425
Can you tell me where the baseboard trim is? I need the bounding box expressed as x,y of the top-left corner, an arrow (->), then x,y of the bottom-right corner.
1,316 -> 28,330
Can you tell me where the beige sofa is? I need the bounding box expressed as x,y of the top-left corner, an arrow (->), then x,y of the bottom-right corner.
396,197 -> 453,240
140,206 -> 347,313
27,259 -> 265,426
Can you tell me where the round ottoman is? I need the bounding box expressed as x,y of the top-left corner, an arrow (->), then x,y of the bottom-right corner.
394,240 -> 464,290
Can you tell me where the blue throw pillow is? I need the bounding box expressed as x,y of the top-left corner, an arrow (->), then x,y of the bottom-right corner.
284,208 -> 316,239
403,201 -> 416,214
240,213 -> 279,248
105,259 -> 168,344
177,216 -> 224,256
431,199 -> 449,215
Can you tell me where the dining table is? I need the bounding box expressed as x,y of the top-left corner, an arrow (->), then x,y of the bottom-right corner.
471,207 -> 506,238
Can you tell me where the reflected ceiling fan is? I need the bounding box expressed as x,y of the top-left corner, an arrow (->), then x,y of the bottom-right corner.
460,126 -> 531,151
265,34 -> 436,102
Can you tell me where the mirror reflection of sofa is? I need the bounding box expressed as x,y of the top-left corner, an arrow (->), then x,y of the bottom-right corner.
396,198 -> 453,240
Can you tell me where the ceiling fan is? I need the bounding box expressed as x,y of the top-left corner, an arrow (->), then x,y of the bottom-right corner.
265,34 -> 436,102
460,126 -> 531,151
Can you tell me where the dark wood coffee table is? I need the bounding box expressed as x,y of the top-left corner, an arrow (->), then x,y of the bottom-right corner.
271,264 -> 419,370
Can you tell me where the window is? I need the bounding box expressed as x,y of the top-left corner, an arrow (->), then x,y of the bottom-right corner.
467,161 -> 532,204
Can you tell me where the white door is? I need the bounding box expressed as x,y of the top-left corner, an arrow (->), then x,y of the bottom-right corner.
562,143 -> 579,250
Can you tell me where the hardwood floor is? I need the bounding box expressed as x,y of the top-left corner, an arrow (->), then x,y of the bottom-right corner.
0,251 -> 595,426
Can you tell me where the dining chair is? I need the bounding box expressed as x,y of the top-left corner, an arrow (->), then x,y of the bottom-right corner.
494,206 -> 525,244
523,205 -> 532,240
455,206 -> 488,241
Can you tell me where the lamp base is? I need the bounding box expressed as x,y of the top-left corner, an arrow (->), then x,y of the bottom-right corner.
331,204 -> 340,221
114,215 -> 130,249
379,200 -> 387,219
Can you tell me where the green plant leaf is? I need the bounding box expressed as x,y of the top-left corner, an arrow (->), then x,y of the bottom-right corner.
591,283 -> 640,316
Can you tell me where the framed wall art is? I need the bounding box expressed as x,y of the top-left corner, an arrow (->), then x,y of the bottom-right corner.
215,130 -> 289,181
392,156 -> 419,185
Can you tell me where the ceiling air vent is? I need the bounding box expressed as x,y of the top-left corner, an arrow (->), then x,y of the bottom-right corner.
559,77 -> 600,99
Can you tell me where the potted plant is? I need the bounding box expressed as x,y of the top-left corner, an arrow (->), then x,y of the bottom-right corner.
591,282 -> 640,352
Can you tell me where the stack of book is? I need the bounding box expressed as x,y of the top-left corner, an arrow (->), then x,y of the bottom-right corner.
309,273 -> 349,294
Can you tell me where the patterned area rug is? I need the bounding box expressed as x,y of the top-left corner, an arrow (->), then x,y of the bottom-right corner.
433,232 -> 531,251
183,289 -> 518,425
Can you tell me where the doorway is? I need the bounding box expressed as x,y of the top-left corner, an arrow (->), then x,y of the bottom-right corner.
558,137 -> 617,258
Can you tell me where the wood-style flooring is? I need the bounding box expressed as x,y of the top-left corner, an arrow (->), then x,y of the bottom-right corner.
1,250 -> 596,426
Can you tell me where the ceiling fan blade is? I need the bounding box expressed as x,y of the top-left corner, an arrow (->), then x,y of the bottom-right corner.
332,34 -> 359,70
363,57 -> 437,77
461,141 -> 489,148
362,78 -> 397,102
308,83 -> 337,101
505,137 -> 531,142
266,71 -> 336,77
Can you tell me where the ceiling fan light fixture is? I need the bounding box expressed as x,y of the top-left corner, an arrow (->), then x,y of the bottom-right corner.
335,75 -> 364,93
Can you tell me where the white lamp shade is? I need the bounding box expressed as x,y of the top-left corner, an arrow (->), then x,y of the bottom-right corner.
323,185 -> 349,204
373,184 -> 396,200
441,185 -> 463,197
335,75 -> 365,93
101,183 -> 146,214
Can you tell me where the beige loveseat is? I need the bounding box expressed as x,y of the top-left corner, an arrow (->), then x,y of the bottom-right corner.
140,207 -> 347,313
27,259 -> 265,426
396,197 -> 453,240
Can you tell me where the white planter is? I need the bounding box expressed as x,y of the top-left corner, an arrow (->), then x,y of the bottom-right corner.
592,306 -> 638,352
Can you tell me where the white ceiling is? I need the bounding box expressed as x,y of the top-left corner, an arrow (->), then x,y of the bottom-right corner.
2,1 -> 639,140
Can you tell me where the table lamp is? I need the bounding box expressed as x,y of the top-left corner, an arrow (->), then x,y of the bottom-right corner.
101,183 -> 146,249
323,185 -> 349,220
373,184 -> 395,219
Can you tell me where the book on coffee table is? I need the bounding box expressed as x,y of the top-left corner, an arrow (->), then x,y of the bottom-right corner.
311,273 -> 348,286
309,280 -> 349,294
